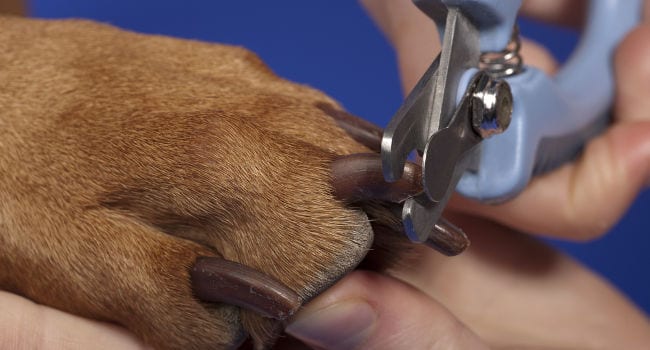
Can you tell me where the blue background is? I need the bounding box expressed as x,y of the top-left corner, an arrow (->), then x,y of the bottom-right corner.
28,1 -> 649,314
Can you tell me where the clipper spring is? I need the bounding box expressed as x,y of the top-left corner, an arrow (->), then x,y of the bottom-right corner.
480,25 -> 523,78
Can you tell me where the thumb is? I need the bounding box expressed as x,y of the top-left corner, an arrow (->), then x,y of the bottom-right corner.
285,271 -> 487,350
615,23 -> 650,123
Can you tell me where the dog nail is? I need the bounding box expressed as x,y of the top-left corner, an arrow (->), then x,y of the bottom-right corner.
331,153 -> 422,203
286,300 -> 376,350
316,102 -> 383,152
191,257 -> 301,320
426,217 -> 470,256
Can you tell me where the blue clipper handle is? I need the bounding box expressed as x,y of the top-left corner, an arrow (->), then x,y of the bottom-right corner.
455,0 -> 642,203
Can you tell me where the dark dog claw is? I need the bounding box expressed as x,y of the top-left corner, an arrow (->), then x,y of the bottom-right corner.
191,257 -> 301,320
428,218 -> 470,256
331,153 -> 422,203
317,103 -> 383,152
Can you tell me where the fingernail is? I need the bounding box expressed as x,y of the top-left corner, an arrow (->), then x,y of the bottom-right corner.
285,300 -> 377,350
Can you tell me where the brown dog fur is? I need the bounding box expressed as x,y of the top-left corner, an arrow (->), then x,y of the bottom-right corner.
0,0 -> 25,16
0,15 -> 412,349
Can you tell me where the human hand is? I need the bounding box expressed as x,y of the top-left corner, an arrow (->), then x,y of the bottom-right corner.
286,214 -> 650,349
0,291 -> 146,349
360,0 -> 650,240
282,2 -> 650,349
285,270 -> 488,350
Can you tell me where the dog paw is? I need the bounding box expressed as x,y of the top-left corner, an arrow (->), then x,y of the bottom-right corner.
0,17 -> 425,349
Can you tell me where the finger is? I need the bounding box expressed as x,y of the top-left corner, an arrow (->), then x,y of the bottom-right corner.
614,24 -> 650,123
521,0 -> 650,35
358,0 -> 438,50
359,0 -> 559,94
449,120 -> 650,240
521,0 -> 650,27
519,0 -> 588,28
449,23 -> 650,240
360,0 -> 440,94
285,271 -> 488,350
520,38 -> 559,75
0,291 -> 146,350
393,213 -> 650,348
